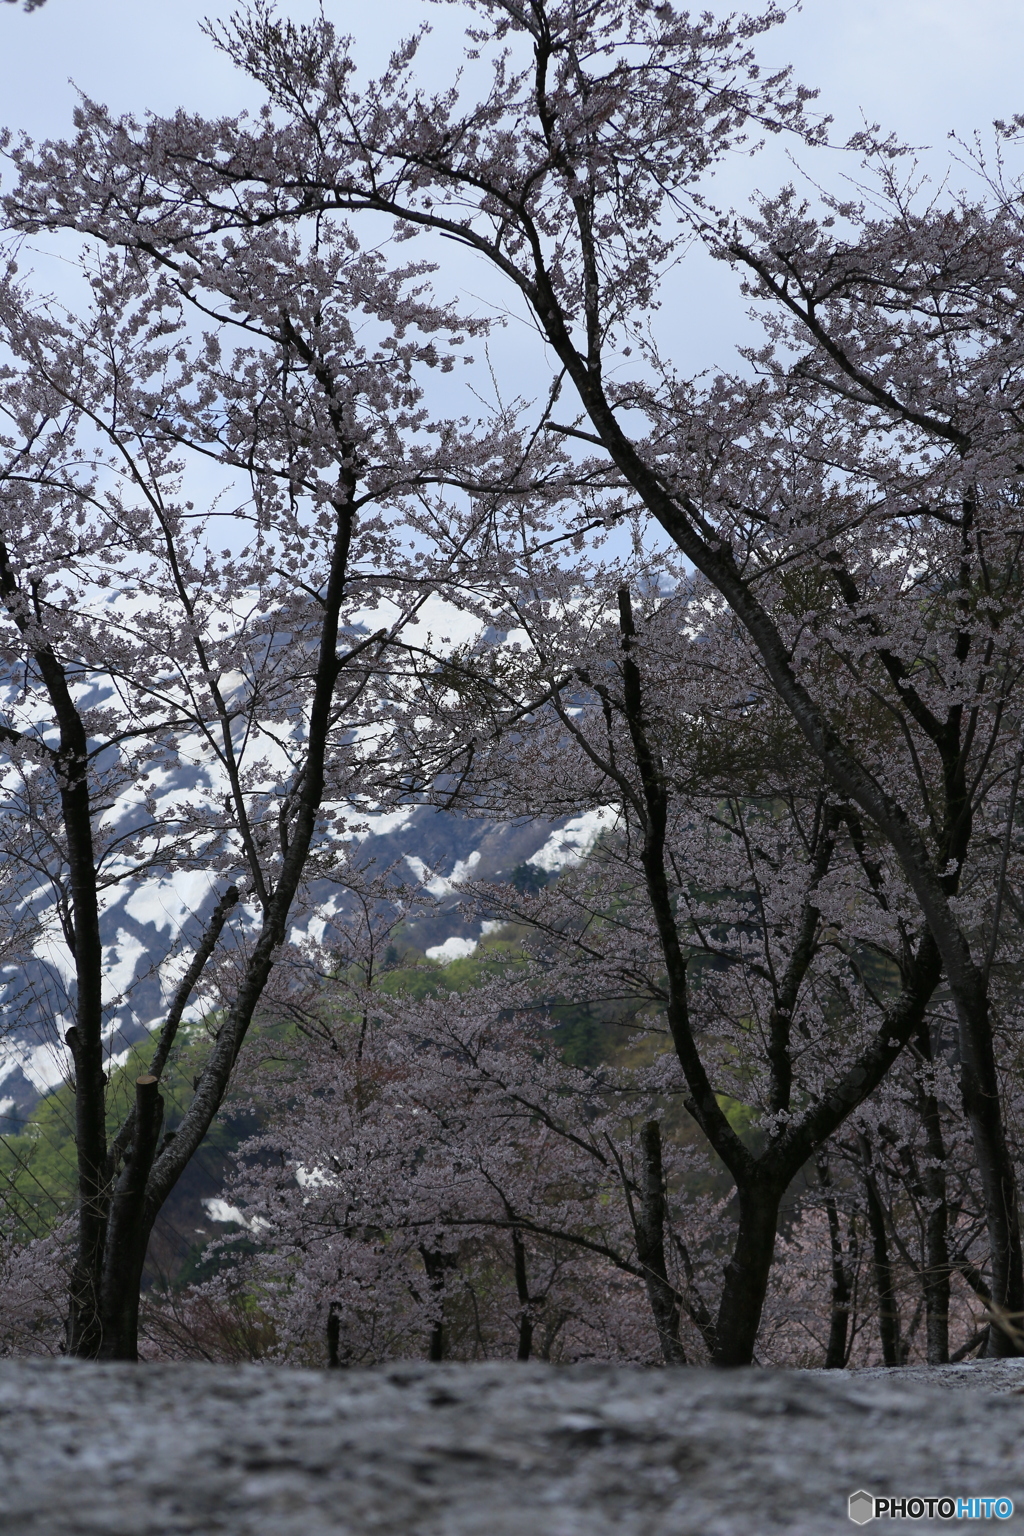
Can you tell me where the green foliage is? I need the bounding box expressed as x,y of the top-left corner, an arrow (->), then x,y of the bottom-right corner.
0,1027 -> 239,1244
715,1093 -> 762,1150
509,862 -> 550,896
0,1080 -> 78,1239
373,930 -> 526,1000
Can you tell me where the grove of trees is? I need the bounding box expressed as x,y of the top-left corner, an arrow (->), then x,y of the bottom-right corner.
3,0 -> 1024,1372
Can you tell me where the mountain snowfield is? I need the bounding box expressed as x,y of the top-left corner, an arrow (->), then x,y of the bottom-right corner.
0,768 -> 614,1127
0,804 -> 612,1122
0,583 -> 613,1124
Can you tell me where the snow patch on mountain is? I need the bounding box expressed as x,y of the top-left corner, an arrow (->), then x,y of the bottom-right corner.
358,808 -> 417,839
425,936 -> 479,964
527,807 -> 617,872
123,874 -> 225,936
0,796 -> 607,1117
4,1037 -> 70,1098
202,1198 -> 248,1227
405,849 -> 481,898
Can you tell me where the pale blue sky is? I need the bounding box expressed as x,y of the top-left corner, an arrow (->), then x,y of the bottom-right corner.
2,0 -> 1023,379
3,1 -> 1021,154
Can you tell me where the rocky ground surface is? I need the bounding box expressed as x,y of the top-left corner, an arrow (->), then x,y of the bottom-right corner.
2,1356 -> 1024,1534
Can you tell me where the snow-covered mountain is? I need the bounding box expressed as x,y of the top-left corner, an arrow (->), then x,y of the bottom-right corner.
0,801 -> 612,1127
0,583 -> 615,1128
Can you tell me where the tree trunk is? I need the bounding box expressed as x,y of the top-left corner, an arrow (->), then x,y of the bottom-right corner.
634,1120 -> 687,1365
67,488 -> 360,1361
95,1075 -> 164,1362
612,586 -> 946,1368
859,1134 -> 901,1367
420,1246 -> 454,1362
326,1306 -> 343,1369
818,1155 -> 853,1369
713,1179 -> 782,1367
511,1229 -> 535,1362
952,981 -> 1024,1357
914,1022 -> 951,1365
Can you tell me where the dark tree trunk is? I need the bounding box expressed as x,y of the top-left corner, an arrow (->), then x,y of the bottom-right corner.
420,1246 -> 455,1362
608,588 -> 944,1368
713,1179 -> 783,1367
96,1075 -> 164,1361
17,614 -> 108,1361
511,1229 -> 535,1362
326,1306 -> 343,1369
859,1135 -> 901,1367
913,1021 -> 951,1365
818,1155 -> 854,1369
953,981 -> 1024,1357
51,476 -> 362,1361
634,1120 -> 687,1365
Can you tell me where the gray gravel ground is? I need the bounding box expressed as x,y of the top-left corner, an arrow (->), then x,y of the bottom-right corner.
2,1356 -> 1024,1534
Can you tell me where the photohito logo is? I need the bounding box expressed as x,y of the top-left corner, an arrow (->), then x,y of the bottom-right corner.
849,1491 -> 1014,1523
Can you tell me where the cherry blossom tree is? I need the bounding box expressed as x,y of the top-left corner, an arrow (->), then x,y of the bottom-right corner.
0,216 -> 508,1359
710,179 -> 1024,1356
0,1214 -> 69,1356
7,0 -> 1024,1364
418,567 -> 947,1363
202,957 -> 739,1368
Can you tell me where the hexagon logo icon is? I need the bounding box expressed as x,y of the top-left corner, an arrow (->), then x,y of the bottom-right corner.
848,1490 -> 875,1525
